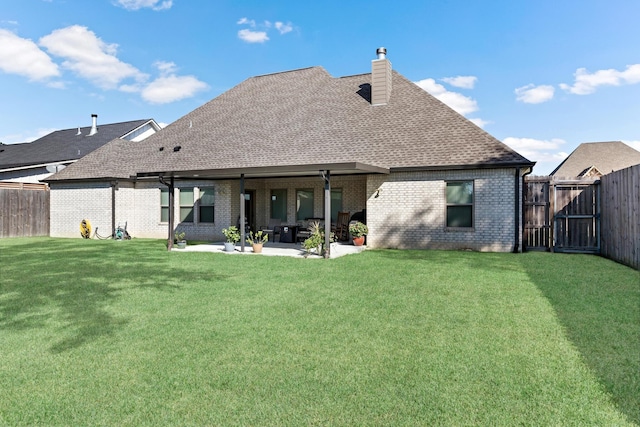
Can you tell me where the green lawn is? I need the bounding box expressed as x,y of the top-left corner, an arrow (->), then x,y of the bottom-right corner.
1,238 -> 638,426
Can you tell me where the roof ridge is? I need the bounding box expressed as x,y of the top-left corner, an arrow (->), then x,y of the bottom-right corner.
57,118 -> 151,133
252,66 -> 327,79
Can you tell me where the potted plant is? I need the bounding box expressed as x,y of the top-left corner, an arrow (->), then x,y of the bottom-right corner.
174,231 -> 187,249
246,230 -> 268,253
349,221 -> 368,246
222,226 -> 240,252
302,221 -> 336,257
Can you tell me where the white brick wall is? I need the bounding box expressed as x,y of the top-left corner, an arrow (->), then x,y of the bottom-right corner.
50,182 -> 112,237
50,169 -> 522,251
367,169 -> 518,252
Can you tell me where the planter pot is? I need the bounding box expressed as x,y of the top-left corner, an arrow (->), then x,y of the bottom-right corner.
252,243 -> 263,253
224,242 -> 236,252
176,240 -> 187,249
352,236 -> 365,246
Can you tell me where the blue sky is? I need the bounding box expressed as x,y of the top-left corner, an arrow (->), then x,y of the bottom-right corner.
1,0 -> 639,174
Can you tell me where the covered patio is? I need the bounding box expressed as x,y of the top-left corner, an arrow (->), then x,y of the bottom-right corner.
139,162 -> 388,258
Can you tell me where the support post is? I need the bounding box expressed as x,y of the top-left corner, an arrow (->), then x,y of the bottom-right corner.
167,176 -> 175,251
111,180 -> 117,238
323,170 -> 331,259
240,174 -> 245,253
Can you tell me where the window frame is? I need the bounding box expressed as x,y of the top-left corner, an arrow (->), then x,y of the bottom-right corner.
296,188 -> 314,221
160,188 -> 169,223
328,188 -> 343,223
445,180 -> 474,229
198,187 -> 215,224
179,187 -> 194,223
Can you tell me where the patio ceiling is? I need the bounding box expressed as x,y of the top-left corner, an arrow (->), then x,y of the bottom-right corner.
135,162 -> 389,180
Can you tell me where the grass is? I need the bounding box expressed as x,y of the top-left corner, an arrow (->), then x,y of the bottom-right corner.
0,238 -> 638,426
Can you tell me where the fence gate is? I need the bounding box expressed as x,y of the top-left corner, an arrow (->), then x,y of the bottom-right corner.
553,181 -> 600,253
524,177 -> 600,253
523,178 -> 551,250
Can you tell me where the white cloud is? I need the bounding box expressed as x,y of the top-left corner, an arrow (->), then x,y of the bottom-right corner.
238,29 -> 269,43
115,0 -> 172,11
275,21 -> 293,34
414,78 -> 478,115
1,127 -> 57,144
237,17 -> 256,27
560,64 -> 640,95
0,29 -> 60,81
154,60 -> 178,75
140,61 -> 208,104
39,25 -> 147,90
515,84 -> 555,104
441,75 -> 477,89
468,118 -> 490,128
47,80 -> 66,89
141,75 -> 209,104
236,17 -> 294,43
622,140 -> 640,151
502,137 -> 568,161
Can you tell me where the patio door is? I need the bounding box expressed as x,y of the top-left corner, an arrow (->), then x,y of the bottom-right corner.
270,189 -> 287,222
244,190 -> 256,232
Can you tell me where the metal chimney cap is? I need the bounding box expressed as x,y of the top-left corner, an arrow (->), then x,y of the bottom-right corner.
376,47 -> 387,59
89,114 -> 98,136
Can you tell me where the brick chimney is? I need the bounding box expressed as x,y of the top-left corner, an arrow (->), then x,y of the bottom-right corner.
371,47 -> 392,106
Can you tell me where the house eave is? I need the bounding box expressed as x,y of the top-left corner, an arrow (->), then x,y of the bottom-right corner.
0,159 -> 77,173
391,161 -> 536,173
135,162 -> 390,180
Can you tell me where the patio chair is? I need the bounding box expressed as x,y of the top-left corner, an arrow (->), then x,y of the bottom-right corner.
333,212 -> 350,241
296,220 -> 311,242
261,218 -> 282,243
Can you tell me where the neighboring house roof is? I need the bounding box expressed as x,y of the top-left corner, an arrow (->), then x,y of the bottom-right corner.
48,65 -> 534,182
550,141 -> 640,177
0,119 -> 159,171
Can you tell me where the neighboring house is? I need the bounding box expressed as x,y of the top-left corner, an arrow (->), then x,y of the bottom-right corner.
0,115 -> 161,183
46,48 -> 535,252
550,141 -> 640,178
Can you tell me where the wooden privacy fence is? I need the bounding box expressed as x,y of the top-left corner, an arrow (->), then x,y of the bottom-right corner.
525,167 -> 639,270
0,183 -> 50,238
524,176 -> 600,253
600,165 -> 639,270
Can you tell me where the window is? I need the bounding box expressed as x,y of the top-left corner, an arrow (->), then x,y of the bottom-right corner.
270,189 -> 287,222
199,187 -> 215,223
330,188 -> 343,222
179,188 -> 194,222
296,189 -> 314,221
160,188 -> 169,222
446,181 -> 474,228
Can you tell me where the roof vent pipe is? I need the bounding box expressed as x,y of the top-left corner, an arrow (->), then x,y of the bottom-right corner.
89,114 -> 98,136
76,127 -> 82,136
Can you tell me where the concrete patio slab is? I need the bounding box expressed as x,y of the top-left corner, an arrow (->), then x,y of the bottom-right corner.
172,241 -> 366,258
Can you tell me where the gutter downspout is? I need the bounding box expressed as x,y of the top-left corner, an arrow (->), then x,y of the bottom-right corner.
240,174 -> 245,253
513,167 -> 521,253
160,176 -> 174,251
521,167 -> 533,253
323,170 -> 331,259
111,181 -> 117,237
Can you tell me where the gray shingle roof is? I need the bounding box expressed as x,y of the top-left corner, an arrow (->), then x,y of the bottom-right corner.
0,119 -> 153,170
550,141 -> 640,177
48,67 -> 533,181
